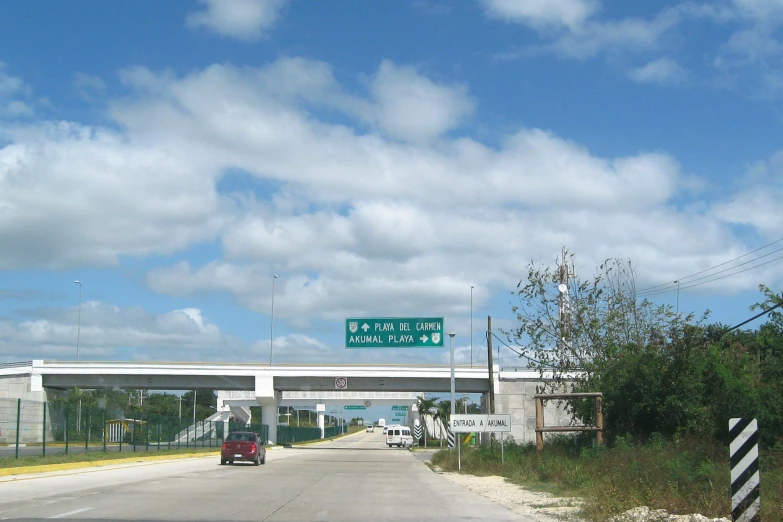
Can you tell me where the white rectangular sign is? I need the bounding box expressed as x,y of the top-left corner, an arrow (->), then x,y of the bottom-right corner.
450,414 -> 512,433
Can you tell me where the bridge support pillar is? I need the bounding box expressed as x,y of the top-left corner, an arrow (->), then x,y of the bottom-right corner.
254,375 -> 280,445
260,403 -> 278,445
316,403 -> 325,439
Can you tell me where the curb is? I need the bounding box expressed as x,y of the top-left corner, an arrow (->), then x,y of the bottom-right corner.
288,429 -> 367,447
0,451 -> 219,477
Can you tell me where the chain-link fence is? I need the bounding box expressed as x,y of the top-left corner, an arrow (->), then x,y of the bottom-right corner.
277,425 -> 322,444
1,397 -> 350,459
323,426 -> 342,438
0,398 -> 269,459
228,421 -> 269,444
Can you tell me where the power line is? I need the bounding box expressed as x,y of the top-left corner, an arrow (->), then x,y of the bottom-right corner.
640,254 -> 783,297
688,292 -> 783,349
637,236 -> 783,294
720,295 -> 783,337
638,248 -> 783,297
487,331 -> 561,369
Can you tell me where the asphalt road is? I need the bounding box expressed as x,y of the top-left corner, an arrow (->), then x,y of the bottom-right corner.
0,430 -> 521,522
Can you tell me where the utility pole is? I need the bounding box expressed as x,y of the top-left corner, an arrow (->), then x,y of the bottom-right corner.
558,246 -> 571,367
270,275 -> 278,366
487,316 -> 494,414
675,280 -> 680,316
74,280 -> 82,360
470,285 -> 474,368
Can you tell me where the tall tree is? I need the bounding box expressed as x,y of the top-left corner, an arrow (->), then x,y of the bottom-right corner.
505,249 -> 687,391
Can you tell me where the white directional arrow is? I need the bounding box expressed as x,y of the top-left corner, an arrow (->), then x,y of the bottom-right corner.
420,335 -> 429,343
361,323 -> 370,332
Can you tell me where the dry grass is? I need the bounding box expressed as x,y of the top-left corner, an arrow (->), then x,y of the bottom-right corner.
432,436 -> 782,521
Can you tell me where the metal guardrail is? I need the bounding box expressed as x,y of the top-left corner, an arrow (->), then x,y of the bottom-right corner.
0,361 -> 33,369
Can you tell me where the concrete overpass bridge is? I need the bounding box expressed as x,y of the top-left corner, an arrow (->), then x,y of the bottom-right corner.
2,360 -> 572,445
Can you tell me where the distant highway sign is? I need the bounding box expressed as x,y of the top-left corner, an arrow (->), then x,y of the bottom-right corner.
345,318 -> 444,348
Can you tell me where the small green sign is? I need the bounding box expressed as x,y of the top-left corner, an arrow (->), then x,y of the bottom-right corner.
344,405 -> 366,410
345,317 -> 444,348
391,405 -> 409,411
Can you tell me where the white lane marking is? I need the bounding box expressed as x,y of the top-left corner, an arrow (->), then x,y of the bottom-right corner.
47,507 -> 93,519
217,470 -> 239,478
0,497 -> 77,516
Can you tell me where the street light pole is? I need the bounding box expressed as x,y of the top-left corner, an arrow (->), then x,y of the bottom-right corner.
470,285 -> 474,368
74,280 -> 82,360
270,275 -> 278,366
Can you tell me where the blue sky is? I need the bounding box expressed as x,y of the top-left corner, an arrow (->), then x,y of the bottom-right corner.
1,0 -> 782,366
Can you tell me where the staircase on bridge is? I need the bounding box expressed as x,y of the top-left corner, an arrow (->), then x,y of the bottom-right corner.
174,410 -> 223,443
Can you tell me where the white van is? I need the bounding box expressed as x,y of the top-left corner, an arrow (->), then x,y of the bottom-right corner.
385,425 -> 413,447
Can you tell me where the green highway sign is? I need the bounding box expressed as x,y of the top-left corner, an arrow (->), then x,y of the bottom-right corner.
344,405 -> 366,410
391,405 -> 408,411
345,317 -> 444,349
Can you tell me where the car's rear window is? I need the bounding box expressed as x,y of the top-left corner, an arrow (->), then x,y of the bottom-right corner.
226,433 -> 255,441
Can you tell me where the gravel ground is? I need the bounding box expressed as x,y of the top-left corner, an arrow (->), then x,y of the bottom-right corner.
434,469 -> 730,522
437,471 -> 584,521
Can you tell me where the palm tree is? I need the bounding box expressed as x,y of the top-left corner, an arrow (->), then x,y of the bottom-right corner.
437,400 -> 451,429
416,394 -> 438,446
456,396 -> 468,414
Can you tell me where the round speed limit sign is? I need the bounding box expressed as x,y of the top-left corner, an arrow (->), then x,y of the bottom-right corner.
364,400 -> 371,407
335,377 -> 348,389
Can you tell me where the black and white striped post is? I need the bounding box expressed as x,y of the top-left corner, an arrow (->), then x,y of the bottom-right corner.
447,427 -> 455,449
729,418 -> 760,522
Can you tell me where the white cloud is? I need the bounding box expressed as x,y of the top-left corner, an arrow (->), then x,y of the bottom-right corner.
0,302 -> 244,362
481,0 -> 599,30
3,55 -> 781,362
712,151 -> 783,240
186,0 -> 287,41
363,60 -> 474,142
0,121 -> 232,269
542,8 -> 683,59
0,299 -> 466,365
0,63 -> 33,117
628,58 -> 688,85
73,72 -> 106,101
4,100 -> 32,117
700,1 -> 783,97
731,0 -> 783,21
480,0 -> 783,97
480,1 -> 684,59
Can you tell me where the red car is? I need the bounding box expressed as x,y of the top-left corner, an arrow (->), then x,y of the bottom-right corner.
221,431 -> 266,466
